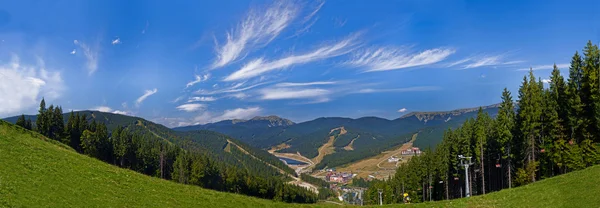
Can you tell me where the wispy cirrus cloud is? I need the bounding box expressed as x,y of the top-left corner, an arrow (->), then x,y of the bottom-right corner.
187,96 -> 217,102
516,63 -> 569,71
542,79 -> 551,84
291,1 -> 325,37
195,81 -> 272,95
73,40 -> 99,75
397,108 -> 408,113
111,37 -> 121,45
185,74 -> 210,89
348,47 -> 455,72
212,1 -> 299,69
259,87 -> 331,100
176,103 -> 206,112
449,54 -> 523,69
275,81 -> 337,87
356,86 -> 440,94
224,34 -> 359,81
136,88 -> 158,107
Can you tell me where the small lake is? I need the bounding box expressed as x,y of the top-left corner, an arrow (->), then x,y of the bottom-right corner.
278,157 -> 307,165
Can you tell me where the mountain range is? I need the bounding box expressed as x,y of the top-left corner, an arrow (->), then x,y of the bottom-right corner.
173,103 -> 500,169
4,104 -> 499,171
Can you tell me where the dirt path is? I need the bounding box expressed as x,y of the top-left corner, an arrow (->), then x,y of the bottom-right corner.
343,135 -> 359,151
337,133 -> 417,179
268,143 -> 291,153
312,127 -> 346,165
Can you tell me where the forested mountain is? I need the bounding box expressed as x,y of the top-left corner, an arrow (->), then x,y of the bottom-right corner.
174,104 -> 499,169
4,108 -> 317,203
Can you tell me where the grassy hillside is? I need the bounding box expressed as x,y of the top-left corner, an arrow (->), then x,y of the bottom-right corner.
397,165 -> 600,208
0,121 -> 325,208
4,111 -> 296,178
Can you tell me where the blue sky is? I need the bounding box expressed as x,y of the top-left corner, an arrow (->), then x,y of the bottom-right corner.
1,0 -> 599,127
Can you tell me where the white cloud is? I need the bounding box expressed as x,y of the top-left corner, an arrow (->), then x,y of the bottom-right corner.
450,54 -> 523,69
224,34 -> 358,81
0,55 -> 64,117
260,87 -> 330,100
542,79 -> 551,84
70,49 -> 76,55
176,103 -> 206,112
136,88 -> 158,107
112,110 -> 131,115
195,107 -> 262,124
348,47 -> 455,72
155,107 -> 263,127
92,106 -> 113,112
275,81 -> 337,87
187,96 -> 217,102
152,117 -> 194,128
73,39 -> 99,75
517,63 -> 569,71
229,93 -> 249,99
397,108 -> 408,113
356,86 -> 440,94
171,96 -> 185,103
121,102 -> 128,108
91,106 -> 131,115
291,1 -> 325,37
111,38 -> 121,45
212,1 -> 299,69
142,21 -> 149,34
195,81 -> 271,95
185,74 -> 210,89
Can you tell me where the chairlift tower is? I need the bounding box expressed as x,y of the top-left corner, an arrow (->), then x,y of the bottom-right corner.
378,188 -> 383,205
458,155 -> 474,197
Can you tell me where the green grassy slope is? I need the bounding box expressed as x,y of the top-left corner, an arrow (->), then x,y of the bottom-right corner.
0,121 -> 328,208
395,165 -> 600,208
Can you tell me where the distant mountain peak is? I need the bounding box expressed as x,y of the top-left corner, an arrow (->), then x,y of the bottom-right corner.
250,115 -> 295,127
231,119 -> 248,124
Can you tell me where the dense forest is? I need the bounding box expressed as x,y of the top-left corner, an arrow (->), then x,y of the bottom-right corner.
364,41 -> 600,204
16,102 -> 318,203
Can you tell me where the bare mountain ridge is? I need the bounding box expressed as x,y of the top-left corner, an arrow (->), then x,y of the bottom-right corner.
399,103 -> 501,123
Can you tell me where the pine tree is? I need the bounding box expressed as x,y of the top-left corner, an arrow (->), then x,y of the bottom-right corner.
16,114 -> 26,128
496,88 -> 515,188
113,126 -> 130,167
580,41 -> 600,142
36,98 -> 47,135
566,51 -> 585,142
517,70 -> 543,183
549,64 -> 569,134
25,118 -> 33,130
473,108 -> 487,194
52,106 -> 65,142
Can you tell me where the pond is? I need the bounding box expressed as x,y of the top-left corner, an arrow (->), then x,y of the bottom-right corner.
278,157 -> 308,165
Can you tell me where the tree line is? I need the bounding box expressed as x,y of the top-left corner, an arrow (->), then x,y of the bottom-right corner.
364,41 -> 600,204
17,101 -> 318,203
